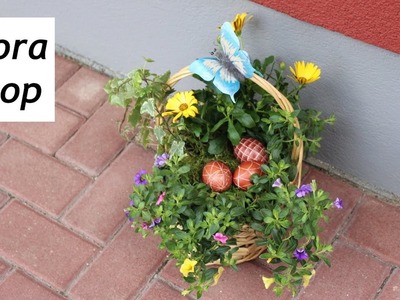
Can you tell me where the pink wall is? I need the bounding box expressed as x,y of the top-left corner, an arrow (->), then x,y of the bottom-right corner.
252,0 -> 400,54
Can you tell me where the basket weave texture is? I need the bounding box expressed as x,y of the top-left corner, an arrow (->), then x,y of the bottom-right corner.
165,66 -> 304,264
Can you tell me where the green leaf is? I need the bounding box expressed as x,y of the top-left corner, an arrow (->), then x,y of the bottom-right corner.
143,57 -> 155,63
320,255 -> 331,267
250,222 -> 265,232
208,136 -> 226,155
209,223 -> 219,235
210,117 -> 228,133
128,105 -> 142,128
252,210 -> 263,221
109,94 -> 126,107
204,268 -> 218,280
153,126 -> 166,144
177,165 -> 191,174
227,121 -> 240,145
273,266 -> 287,273
171,228 -> 187,240
140,98 -> 156,117
231,207 -> 246,217
170,141 -> 185,157
236,113 -> 256,128
165,240 -> 176,251
263,55 -> 275,69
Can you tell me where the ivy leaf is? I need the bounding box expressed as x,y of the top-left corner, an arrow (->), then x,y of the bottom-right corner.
109,94 -> 126,107
140,98 -> 155,117
170,141 -> 185,157
128,105 -> 142,128
154,126 -> 166,144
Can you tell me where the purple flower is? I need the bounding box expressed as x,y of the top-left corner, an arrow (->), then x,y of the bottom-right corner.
293,248 -> 309,261
272,178 -> 283,188
134,169 -> 148,185
154,153 -> 170,168
213,232 -> 229,244
334,197 -> 344,209
142,218 -> 162,230
156,192 -> 166,205
295,184 -> 312,198
149,217 -> 162,229
129,199 -> 135,207
125,210 -> 133,222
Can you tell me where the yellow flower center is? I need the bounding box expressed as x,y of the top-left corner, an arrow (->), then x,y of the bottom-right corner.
179,103 -> 189,111
297,77 -> 307,85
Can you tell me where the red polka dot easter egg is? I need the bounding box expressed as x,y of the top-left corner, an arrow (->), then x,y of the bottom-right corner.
233,138 -> 268,164
202,161 -> 232,192
233,161 -> 263,190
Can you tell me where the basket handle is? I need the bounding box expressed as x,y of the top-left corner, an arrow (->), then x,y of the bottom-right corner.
166,67 -> 303,187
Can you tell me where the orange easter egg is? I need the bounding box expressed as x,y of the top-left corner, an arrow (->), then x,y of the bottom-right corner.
233,161 -> 263,190
202,161 -> 232,192
234,138 -> 268,164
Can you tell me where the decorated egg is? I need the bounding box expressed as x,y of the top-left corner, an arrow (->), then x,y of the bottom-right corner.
233,161 -> 263,190
233,138 -> 268,164
202,161 -> 232,192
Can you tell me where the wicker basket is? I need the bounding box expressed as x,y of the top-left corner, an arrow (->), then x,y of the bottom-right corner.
165,66 -> 304,264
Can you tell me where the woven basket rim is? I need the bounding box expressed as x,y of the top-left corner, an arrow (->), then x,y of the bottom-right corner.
166,66 -> 304,187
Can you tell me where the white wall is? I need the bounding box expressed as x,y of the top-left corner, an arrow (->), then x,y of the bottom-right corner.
2,0 -> 399,198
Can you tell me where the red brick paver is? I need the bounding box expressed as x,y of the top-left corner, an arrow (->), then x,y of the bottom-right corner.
379,269 -> 400,300
62,143 -> 155,244
56,67 -> 109,118
0,259 -> 10,277
0,55 -> 398,300
0,106 -> 84,155
0,190 -> 9,208
298,241 -> 391,299
141,280 -> 184,300
55,56 -> 80,89
0,132 -> 7,145
70,225 -> 166,300
344,196 -> 400,265
56,103 -> 126,176
0,271 -> 64,300
0,139 -> 91,216
0,201 -> 98,290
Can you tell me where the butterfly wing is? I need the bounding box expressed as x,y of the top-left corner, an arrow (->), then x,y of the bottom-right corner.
189,22 -> 255,102
189,57 -> 221,81
213,67 -> 240,103
220,22 -> 255,78
189,57 -> 239,102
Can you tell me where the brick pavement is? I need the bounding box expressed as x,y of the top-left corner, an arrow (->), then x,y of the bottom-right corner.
0,55 -> 399,300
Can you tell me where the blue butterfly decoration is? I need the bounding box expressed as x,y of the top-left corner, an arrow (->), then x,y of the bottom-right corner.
189,22 -> 256,103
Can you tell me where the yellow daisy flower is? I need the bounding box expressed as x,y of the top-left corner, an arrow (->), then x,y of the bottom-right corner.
262,276 -> 275,289
290,61 -> 321,85
231,12 -> 253,34
162,91 -> 199,123
179,258 -> 197,277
